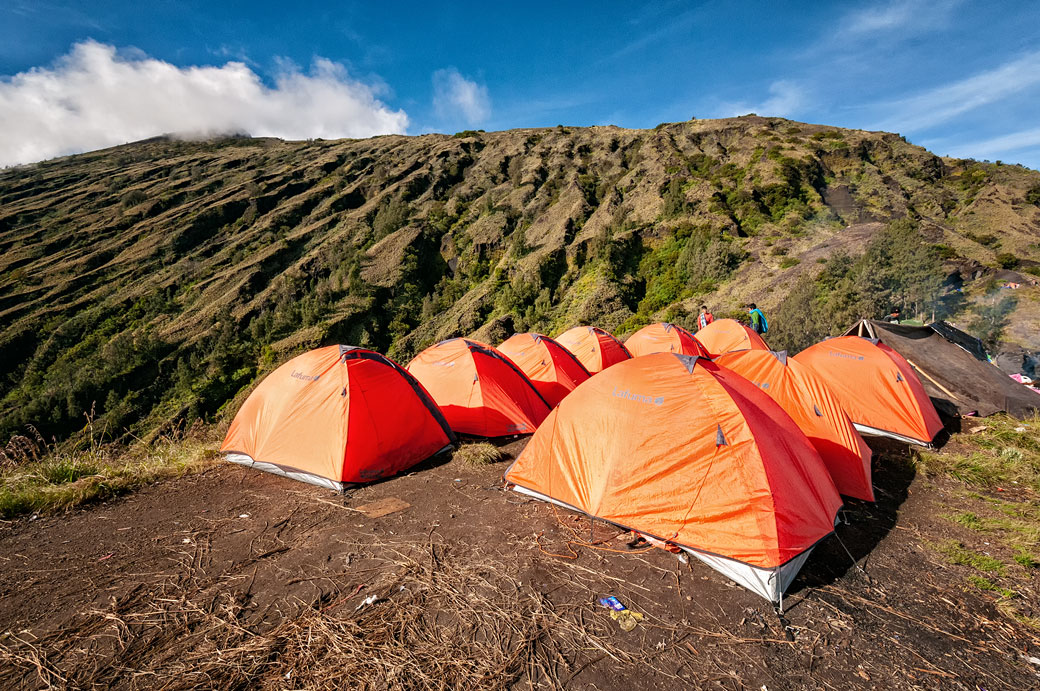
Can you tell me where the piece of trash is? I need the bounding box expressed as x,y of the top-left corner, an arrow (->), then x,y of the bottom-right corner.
598,596 -> 643,630
1015,426 -> 1027,432
29,514 -> 38,522
182,538 -> 192,544
355,497 -> 411,518
997,487 -> 1005,492
677,553 -> 689,564
610,609 -> 644,631
968,425 -> 988,434
355,594 -> 380,611
238,513 -> 250,519
98,553 -> 114,561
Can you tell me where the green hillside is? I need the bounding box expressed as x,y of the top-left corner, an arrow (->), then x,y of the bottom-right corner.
2,116 -> 1039,443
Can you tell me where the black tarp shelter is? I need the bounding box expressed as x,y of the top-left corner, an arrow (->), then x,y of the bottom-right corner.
841,320 -> 1040,419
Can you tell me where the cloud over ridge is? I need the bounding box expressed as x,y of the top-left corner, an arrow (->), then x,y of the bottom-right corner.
432,67 -> 490,127
0,41 -> 409,167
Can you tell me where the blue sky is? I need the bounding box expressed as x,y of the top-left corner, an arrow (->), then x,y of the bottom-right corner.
2,1 -> 1039,169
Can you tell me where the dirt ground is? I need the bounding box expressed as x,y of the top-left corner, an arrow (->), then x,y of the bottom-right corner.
2,438 -> 1039,690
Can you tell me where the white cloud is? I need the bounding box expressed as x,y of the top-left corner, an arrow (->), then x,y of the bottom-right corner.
928,127 -> 1040,160
839,0 -> 962,38
432,67 -> 490,127
0,40 -> 409,167
714,80 -> 807,118
873,50 -> 1040,133
842,2 -> 917,35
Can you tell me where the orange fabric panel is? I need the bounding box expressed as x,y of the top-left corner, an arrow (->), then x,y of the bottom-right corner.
504,353 -> 841,569
714,350 -> 873,501
694,319 -> 769,357
792,337 -> 944,445
221,346 -> 451,484
407,339 -> 551,437
498,333 -> 590,407
555,326 -> 632,374
625,322 -> 710,358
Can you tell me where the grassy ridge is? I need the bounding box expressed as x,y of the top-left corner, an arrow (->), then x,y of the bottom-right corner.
1,118 -> 1038,449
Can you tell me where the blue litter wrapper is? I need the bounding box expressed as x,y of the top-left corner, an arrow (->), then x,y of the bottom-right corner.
598,596 -> 627,611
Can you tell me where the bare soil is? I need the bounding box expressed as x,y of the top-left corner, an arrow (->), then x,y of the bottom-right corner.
1,439 -> 1039,689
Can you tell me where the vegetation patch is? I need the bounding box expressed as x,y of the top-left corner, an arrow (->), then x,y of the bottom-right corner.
936,540 -> 1005,574
917,414 -> 1040,491
0,427 -> 218,518
453,442 -> 507,467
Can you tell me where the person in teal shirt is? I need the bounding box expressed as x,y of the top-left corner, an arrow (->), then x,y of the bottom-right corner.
747,304 -> 768,335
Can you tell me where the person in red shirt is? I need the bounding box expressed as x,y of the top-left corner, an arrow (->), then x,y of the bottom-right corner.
697,305 -> 714,330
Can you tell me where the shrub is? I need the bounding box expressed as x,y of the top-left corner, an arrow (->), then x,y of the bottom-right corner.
121,189 -> 148,208
996,253 -> 1019,269
1026,184 -> 1040,206
372,196 -> 411,240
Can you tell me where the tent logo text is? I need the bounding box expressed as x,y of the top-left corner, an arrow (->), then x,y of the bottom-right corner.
290,370 -> 320,382
611,387 -> 664,406
827,351 -> 865,361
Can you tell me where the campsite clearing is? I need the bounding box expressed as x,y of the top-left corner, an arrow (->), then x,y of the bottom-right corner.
2,434 -> 1039,689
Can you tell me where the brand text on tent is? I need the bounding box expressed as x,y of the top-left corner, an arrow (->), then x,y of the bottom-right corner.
611,387 -> 664,406
826,351 -> 865,361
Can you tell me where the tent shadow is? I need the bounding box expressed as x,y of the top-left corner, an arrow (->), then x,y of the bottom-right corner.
786,437 -> 917,600
340,434 -> 531,493
340,445 -> 458,493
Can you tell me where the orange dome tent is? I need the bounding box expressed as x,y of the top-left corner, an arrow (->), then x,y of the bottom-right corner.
407,338 -> 551,437
497,333 -> 591,407
504,353 -> 842,604
714,350 -> 874,501
694,318 -> 769,357
624,322 -> 710,358
793,336 -> 944,446
221,346 -> 455,490
554,326 -> 631,374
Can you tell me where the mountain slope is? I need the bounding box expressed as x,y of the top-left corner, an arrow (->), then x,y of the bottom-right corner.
1,116 -> 1039,442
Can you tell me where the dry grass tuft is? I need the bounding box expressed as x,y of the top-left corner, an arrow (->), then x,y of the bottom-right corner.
0,540 -> 633,690
453,442 -> 508,467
